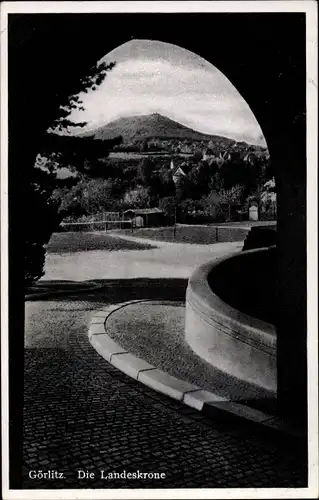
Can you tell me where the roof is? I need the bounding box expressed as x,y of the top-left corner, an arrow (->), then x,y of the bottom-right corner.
123,208 -> 164,215
172,165 -> 186,177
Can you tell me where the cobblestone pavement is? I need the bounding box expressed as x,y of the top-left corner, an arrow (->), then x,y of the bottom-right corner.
106,300 -> 274,402
23,288 -> 307,489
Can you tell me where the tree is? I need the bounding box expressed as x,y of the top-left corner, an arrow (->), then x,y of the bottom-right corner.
25,172 -> 63,285
178,198 -> 202,222
217,185 -> 245,221
148,165 -> 175,203
219,157 -> 248,190
159,196 -> 176,220
137,157 -> 154,186
192,151 -> 203,163
23,60 -> 118,285
139,139 -> 149,152
188,161 -> 212,198
175,175 -> 191,202
219,185 -> 245,206
123,186 -> 151,209
199,190 -> 226,222
259,178 -> 277,219
56,178 -> 120,217
209,170 -> 224,191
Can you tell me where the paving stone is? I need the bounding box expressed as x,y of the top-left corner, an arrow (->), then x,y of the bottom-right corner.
205,401 -> 272,423
22,297 -> 307,489
138,369 -> 199,401
183,390 -> 228,410
111,353 -> 155,380
92,310 -> 112,317
90,334 -> 127,362
263,416 -> 302,437
88,323 -> 106,337
90,317 -> 106,325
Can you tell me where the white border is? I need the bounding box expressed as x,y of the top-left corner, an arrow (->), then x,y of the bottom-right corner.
1,1 -> 318,499
306,1 -> 318,496
0,0 -> 317,13
1,0 -> 9,498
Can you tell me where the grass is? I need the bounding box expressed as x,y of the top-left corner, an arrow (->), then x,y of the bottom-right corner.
209,220 -> 276,227
121,225 -> 250,244
46,232 -> 156,254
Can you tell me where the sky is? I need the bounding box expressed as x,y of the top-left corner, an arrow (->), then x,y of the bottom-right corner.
68,39 -> 266,147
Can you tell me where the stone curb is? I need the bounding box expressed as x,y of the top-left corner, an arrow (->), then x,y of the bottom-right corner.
89,300 -> 303,439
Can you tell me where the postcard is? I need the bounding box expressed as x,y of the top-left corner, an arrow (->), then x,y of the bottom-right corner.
1,1 -> 318,499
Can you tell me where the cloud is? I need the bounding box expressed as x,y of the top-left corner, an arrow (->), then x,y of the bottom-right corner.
68,43 -> 266,146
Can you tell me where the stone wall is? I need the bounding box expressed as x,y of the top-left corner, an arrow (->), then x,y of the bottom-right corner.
185,249 -> 277,392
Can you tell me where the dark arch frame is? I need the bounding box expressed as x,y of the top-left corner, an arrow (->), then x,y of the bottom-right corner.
8,13 -> 307,487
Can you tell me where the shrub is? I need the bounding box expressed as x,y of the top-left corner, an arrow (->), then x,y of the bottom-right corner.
25,242 -> 47,285
219,185 -> 245,206
242,226 -> 277,251
159,196 -> 176,218
25,186 -> 62,285
123,186 -> 151,209
199,191 -> 227,222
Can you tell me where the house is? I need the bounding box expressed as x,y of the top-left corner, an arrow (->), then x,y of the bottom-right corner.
202,148 -> 214,161
243,152 -> 256,164
123,208 -> 165,227
219,151 -> 231,161
170,158 -> 187,184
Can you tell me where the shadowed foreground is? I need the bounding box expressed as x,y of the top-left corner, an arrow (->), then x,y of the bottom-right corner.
24,281 -> 307,489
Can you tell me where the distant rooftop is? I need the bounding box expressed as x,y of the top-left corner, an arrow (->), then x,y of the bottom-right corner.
123,208 -> 164,215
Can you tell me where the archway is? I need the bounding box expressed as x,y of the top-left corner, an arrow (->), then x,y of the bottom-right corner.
8,13 -> 307,486
63,35 -> 305,426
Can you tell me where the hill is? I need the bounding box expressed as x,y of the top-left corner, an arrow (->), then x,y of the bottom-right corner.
80,113 -> 238,146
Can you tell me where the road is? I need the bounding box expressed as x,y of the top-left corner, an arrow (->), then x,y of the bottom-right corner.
42,236 -> 243,281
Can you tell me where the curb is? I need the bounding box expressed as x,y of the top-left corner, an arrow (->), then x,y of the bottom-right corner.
89,300 -> 303,439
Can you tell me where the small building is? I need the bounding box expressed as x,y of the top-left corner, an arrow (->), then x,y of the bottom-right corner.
202,148 -> 214,161
243,152 -> 256,164
170,158 -> 187,184
219,151 -> 231,161
123,208 -> 165,227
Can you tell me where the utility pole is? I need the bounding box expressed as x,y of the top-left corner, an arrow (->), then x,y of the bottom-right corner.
173,204 -> 177,239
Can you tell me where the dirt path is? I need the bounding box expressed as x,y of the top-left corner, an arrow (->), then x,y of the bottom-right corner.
43,236 -> 243,282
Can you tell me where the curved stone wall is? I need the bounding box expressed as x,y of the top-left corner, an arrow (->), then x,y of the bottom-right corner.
185,248 -> 277,393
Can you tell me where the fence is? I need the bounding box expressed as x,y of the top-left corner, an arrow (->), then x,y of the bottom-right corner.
59,211 -> 133,232
102,212 -> 121,222
175,224 -> 251,243
59,219 -> 133,232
